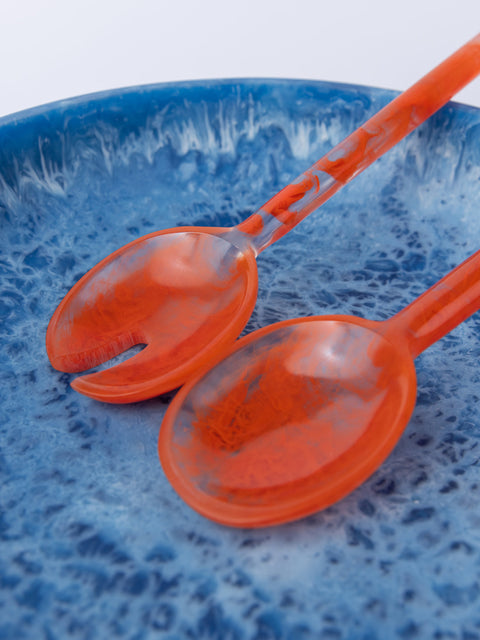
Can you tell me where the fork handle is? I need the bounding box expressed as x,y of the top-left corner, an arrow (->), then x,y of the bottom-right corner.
237,33 -> 480,253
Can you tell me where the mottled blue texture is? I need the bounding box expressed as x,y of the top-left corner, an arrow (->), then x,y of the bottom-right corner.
1,79 -> 480,639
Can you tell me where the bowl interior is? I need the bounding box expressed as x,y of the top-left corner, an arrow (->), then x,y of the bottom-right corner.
2,79 -> 480,637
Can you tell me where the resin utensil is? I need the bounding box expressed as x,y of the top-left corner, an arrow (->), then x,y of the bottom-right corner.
159,247 -> 480,527
46,35 -> 480,403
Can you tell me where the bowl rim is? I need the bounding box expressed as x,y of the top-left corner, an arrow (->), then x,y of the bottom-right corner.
2,76 -> 480,129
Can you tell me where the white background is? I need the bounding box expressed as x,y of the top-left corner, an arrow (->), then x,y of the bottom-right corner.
1,0 -> 480,118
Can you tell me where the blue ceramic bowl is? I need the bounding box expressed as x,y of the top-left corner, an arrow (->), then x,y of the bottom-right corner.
2,80 -> 480,639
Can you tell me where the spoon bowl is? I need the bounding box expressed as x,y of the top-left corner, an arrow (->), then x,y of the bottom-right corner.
46,228 -> 258,402
159,316 -> 417,527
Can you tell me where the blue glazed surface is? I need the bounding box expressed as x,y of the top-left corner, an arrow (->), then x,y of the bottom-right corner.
2,79 -> 480,639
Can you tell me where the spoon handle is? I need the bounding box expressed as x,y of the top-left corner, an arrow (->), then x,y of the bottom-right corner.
237,33 -> 480,253
385,249 -> 480,358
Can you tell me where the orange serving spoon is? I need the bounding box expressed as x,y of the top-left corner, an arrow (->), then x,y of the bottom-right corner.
159,247 -> 480,527
46,35 -> 480,403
